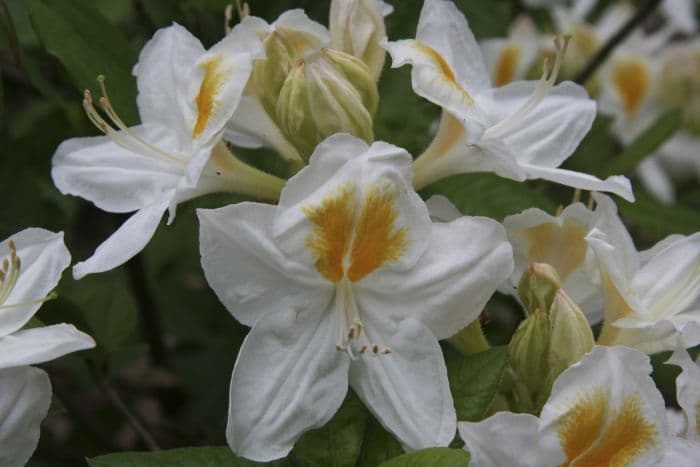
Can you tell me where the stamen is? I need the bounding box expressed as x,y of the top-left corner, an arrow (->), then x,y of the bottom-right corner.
0,240 -> 21,306
484,35 -> 570,141
333,281 -> 391,357
0,291 -> 57,310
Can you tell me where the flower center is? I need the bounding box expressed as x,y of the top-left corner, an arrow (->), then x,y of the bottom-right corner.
0,240 -> 56,311
493,43 -> 521,87
611,57 -> 650,118
193,54 -> 229,139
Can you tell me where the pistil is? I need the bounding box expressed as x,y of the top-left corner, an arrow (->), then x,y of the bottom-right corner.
334,280 -> 391,358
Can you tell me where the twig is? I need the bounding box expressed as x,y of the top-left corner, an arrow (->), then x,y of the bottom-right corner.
574,0 -> 663,84
89,360 -> 161,451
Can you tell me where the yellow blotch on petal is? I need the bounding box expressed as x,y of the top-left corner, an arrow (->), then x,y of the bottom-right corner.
411,40 -> 474,106
695,401 -> 700,435
611,58 -> 650,118
348,185 -> 408,282
557,389 -> 658,467
494,44 -> 521,87
193,55 -> 228,139
302,184 -> 358,283
521,218 -> 588,282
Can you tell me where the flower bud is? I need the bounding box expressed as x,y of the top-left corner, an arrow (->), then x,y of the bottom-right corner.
276,48 -> 377,159
329,0 -> 392,81
517,263 -> 561,316
547,289 -> 594,380
508,309 -> 550,398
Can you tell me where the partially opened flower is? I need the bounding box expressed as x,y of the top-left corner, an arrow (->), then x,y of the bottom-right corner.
383,0 -> 633,201
460,346 -> 669,467
52,22 -> 283,279
198,133 -> 513,461
0,229 -> 95,466
587,229 -> 700,354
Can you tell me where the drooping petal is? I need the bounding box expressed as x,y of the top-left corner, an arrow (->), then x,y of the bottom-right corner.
667,347 -> 700,441
51,125 -> 184,213
539,346 -> 668,467
349,317 -> 455,450
357,217 -> 513,339
0,229 -> 70,337
0,366 -> 51,467
72,192 -> 172,279
0,324 -> 94,369
134,23 -> 204,136
226,306 -> 349,462
198,203 -> 329,328
523,164 -> 634,202
459,412 -> 563,467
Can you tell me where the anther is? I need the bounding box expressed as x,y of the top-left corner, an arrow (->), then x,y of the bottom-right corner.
381,348 -> 392,355
359,344 -> 368,354
372,344 -> 379,354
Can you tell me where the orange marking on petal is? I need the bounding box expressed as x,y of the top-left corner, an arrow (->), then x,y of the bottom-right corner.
302,184 -> 358,283
557,389 -> 658,467
411,40 -> 474,105
612,58 -> 650,118
494,44 -> 521,87
193,55 -> 228,139
347,185 -> 407,282
521,218 -> 588,282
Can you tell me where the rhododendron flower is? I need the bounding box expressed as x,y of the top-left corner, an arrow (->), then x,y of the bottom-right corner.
383,0 -> 633,201
198,133 -> 513,461
0,229 -> 95,466
460,346 -> 669,466
52,22 -> 282,279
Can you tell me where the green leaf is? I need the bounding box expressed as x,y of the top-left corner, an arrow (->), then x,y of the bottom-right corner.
25,0 -> 138,123
422,173 -> 555,220
606,108 -> 682,176
88,446 -> 293,467
448,347 -> 507,422
377,448 -> 471,467
356,416 -> 404,467
292,391 -> 368,467
618,190 -> 700,238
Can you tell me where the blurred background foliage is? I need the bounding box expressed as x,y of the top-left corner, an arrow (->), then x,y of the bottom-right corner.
0,0 -> 697,465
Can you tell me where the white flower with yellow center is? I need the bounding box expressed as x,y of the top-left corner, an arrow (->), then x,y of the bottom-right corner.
459,346 -> 669,467
197,133 -> 513,461
383,0 -> 633,201
52,22 -> 283,279
0,228 -> 95,466
587,229 -> 700,354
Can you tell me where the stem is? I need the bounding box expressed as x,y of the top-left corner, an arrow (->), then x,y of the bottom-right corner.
89,361 -> 160,451
574,0 -> 663,84
448,318 -> 491,355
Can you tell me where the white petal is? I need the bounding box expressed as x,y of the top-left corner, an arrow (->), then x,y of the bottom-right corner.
357,217 -> 513,340
0,366 -> 51,467
0,324 -> 94,369
51,125 -> 184,213
662,0 -> 697,34
134,23 -> 204,136
459,412 -> 561,467
539,346 -> 668,466
659,437 -> 700,467
73,193 -> 172,279
590,193 -> 639,279
198,203 -> 328,328
636,157 -> 676,204
272,9 -> 330,45
424,194 -> 462,222
273,134 -> 431,275
523,164 -> 634,202
478,81 -> 596,169
0,229 -> 69,337
349,318 -> 455,450
226,306 -> 348,462
667,347 -> 700,441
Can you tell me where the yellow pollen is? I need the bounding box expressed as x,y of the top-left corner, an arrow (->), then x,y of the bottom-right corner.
193,55 -> 228,139
494,44 -> 521,87
612,58 -> 650,118
411,40 -> 474,105
302,183 -> 407,283
521,218 -> 588,282
557,389 -> 657,466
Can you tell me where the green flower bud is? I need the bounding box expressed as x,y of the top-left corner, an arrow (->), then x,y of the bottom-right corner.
517,263 -> 561,316
329,0 -> 391,81
276,48 -> 377,160
547,289 -> 594,380
508,309 -> 550,398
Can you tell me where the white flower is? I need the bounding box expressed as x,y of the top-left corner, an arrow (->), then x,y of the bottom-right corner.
52,22 -> 281,279
480,16 -> 542,87
383,0 -> 633,201
0,228 -> 95,466
459,346 -> 669,467
198,133 -> 513,461
667,347 -> 700,442
587,229 -> 700,354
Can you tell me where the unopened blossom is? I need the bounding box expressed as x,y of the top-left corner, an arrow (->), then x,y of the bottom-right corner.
460,346 -> 669,467
198,133 -> 513,461
587,228 -> 700,354
384,0 -> 633,201
0,229 -> 95,466
52,22 -> 283,279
